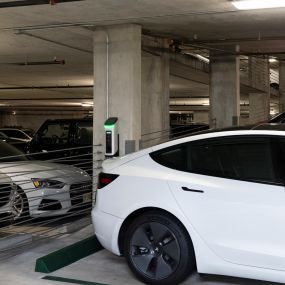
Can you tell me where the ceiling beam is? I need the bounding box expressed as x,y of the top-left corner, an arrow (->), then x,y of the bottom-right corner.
0,0 -> 84,9
0,85 -> 93,90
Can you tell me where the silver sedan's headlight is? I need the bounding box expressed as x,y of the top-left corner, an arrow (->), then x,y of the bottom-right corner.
31,179 -> 66,189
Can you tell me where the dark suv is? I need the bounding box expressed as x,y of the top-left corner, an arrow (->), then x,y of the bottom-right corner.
27,118 -> 93,172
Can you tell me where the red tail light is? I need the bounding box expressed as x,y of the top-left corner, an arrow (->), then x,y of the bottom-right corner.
97,172 -> 119,189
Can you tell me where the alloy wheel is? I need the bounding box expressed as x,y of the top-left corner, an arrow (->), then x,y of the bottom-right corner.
10,190 -> 24,219
129,221 -> 181,280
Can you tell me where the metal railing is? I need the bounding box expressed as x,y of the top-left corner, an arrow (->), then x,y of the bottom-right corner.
0,144 -> 103,259
140,121 -> 210,149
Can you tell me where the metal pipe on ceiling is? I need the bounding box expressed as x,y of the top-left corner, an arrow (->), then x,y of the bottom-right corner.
17,31 -> 93,54
0,0 -> 84,9
0,85 -> 93,90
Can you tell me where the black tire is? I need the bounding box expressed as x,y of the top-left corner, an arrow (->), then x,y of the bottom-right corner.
10,188 -> 29,223
124,211 -> 196,285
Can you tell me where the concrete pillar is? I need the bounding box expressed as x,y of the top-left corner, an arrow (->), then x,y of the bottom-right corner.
141,52 -> 169,147
279,60 -> 285,112
249,93 -> 270,124
248,57 -> 270,124
93,24 -> 142,156
209,55 -> 240,128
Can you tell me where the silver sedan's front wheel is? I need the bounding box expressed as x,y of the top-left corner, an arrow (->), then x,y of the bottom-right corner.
10,188 -> 29,222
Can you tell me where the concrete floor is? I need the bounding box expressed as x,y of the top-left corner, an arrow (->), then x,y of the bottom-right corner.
0,225 -> 279,285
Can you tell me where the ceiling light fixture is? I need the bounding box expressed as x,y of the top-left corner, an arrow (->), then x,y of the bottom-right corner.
232,0 -> 285,10
81,103 -> 93,107
184,52 -> 210,63
269,58 -> 278,63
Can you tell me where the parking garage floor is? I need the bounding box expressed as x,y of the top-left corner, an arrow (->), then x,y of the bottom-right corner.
0,224 -> 278,285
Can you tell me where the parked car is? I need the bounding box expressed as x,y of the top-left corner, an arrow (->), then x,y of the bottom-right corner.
92,123 -> 285,285
0,130 -> 29,152
269,111 -> 285,123
0,172 -> 14,219
0,128 -> 33,142
0,140 -> 92,221
27,118 -> 93,172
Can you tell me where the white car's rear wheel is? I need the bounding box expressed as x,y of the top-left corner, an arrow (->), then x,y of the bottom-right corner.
124,211 -> 196,285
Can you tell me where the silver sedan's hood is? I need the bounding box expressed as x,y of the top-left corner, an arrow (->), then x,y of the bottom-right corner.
0,161 -> 91,184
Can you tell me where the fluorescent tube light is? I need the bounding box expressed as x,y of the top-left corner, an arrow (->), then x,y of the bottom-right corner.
81,103 -> 93,107
269,58 -> 277,63
232,0 -> 285,10
184,52 -> 210,63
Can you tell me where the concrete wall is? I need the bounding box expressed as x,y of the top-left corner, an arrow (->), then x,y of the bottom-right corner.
141,52 -> 169,147
248,57 -> 270,124
194,111 -> 209,124
209,55 -> 240,128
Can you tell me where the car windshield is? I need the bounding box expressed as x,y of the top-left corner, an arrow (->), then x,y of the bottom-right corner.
0,140 -> 28,162
23,129 -> 33,138
0,132 -> 8,139
0,129 -> 29,139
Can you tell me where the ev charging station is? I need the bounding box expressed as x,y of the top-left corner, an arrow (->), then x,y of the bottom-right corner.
104,117 -> 119,157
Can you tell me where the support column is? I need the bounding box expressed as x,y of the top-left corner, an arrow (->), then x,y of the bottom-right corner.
248,57 -> 270,124
141,52 -> 169,147
279,60 -> 285,112
210,54 -> 240,128
249,93 -> 270,123
93,24 -> 141,156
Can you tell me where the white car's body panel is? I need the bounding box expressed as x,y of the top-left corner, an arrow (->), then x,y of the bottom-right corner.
168,171 -> 285,271
92,129 -> 285,283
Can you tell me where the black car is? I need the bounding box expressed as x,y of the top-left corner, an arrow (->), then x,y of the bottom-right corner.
0,131 -> 29,152
27,118 -> 93,173
269,112 -> 285,124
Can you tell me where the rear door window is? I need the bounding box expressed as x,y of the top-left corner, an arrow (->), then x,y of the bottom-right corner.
74,121 -> 93,145
188,136 -> 284,185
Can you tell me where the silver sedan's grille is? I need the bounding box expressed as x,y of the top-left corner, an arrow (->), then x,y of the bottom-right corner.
70,183 -> 92,206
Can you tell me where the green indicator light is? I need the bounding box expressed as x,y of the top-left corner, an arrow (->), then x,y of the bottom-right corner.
104,124 -> 115,130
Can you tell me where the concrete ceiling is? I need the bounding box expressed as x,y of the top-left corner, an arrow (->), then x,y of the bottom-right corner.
0,0 -> 284,109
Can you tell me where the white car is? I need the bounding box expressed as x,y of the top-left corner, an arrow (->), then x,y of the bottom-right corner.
0,141 -> 91,221
92,124 -> 285,285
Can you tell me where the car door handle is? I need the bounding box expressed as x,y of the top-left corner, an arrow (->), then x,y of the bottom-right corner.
181,186 -> 204,193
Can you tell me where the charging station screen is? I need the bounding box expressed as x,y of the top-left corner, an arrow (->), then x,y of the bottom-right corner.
106,131 -> 112,154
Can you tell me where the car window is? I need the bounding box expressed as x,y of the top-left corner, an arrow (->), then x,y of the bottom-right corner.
150,144 -> 188,172
0,141 -> 28,162
1,130 -> 28,139
189,142 -> 233,178
188,137 -> 283,185
39,123 -> 71,145
151,136 -> 284,185
74,122 -> 93,145
0,132 -> 8,139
